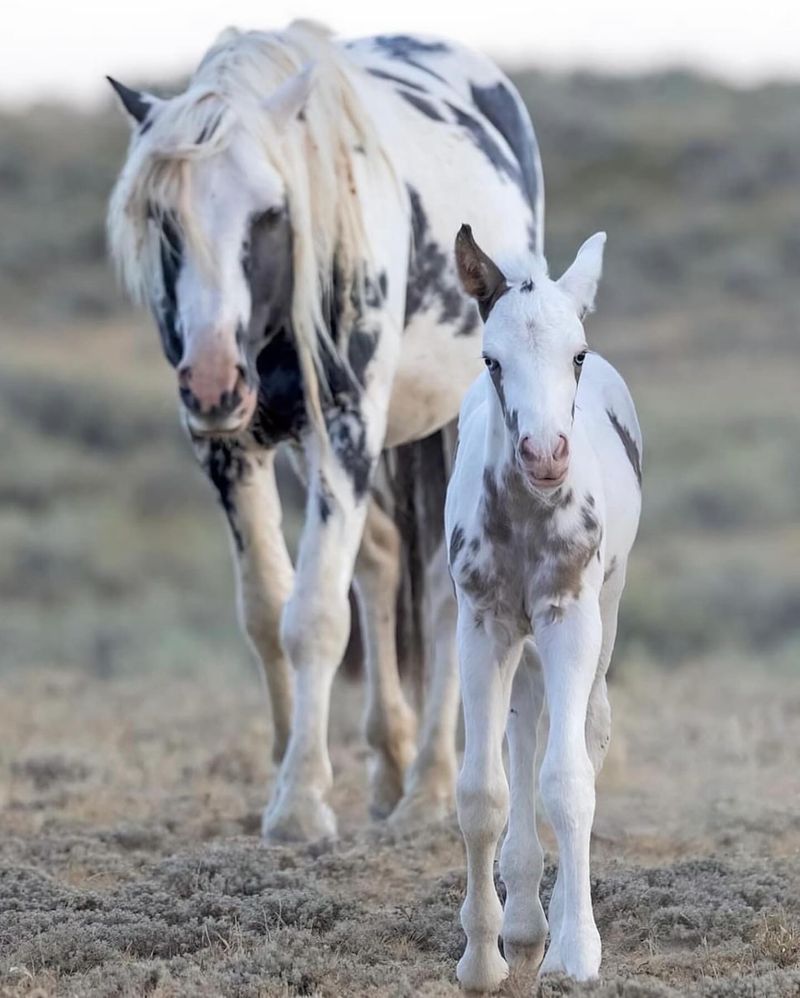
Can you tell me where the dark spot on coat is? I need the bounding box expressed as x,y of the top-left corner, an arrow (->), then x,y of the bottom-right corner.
326,401 -> 372,499
469,82 -> 541,222
520,279 -> 534,293
607,409 -> 643,486
405,185 -> 467,327
398,90 -> 445,122
446,102 -> 527,204
198,438 -> 251,552
373,36 -> 449,81
449,524 -> 466,567
154,212 -> 183,367
366,67 -> 427,92
603,556 -> 618,583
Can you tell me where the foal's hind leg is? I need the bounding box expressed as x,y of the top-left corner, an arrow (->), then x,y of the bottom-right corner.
354,501 -> 418,820
194,440 -> 294,764
501,642 -> 548,976
391,541 -> 459,828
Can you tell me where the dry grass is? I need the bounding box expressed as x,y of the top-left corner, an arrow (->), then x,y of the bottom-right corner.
1,661 -> 799,997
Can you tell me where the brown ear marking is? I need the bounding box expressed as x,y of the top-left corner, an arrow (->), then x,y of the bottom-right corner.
455,224 -> 509,321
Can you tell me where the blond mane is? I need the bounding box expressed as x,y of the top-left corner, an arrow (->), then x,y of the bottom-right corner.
108,19 -> 393,439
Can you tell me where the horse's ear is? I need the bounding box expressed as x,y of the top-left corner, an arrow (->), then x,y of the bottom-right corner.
107,77 -> 162,127
263,64 -> 316,128
558,232 -> 607,319
455,224 -> 508,321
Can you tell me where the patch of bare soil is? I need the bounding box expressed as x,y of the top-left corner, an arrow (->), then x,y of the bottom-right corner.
1,661 -> 798,997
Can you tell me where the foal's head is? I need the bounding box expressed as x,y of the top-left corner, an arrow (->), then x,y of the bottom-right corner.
455,225 -> 606,492
109,71 -> 316,437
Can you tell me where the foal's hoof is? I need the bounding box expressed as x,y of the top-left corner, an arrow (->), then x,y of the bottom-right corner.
457,945 -> 508,993
261,793 -> 337,844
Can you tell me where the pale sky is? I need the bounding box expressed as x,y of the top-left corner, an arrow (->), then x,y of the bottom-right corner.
4,0 -> 800,106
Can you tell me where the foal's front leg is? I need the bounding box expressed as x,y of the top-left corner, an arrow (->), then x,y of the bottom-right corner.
457,613 -> 522,993
500,642 -> 548,974
263,432 -> 373,843
536,596 -> 603,981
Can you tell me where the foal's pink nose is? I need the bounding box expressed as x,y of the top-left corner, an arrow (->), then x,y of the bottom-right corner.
518,434 -> 570,484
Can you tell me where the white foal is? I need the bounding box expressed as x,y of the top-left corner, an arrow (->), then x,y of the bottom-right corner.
446,225 -> 642,989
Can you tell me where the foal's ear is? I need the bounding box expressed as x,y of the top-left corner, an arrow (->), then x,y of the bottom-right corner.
107,77 -> 163,128
263,64 -> 317,128
455,224 -> 509,321
558,232 -> 607,319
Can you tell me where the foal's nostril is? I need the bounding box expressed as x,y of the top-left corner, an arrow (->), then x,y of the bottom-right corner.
177,364 -> 192,389
518,434 -> 538,463
553,435 -> 569,461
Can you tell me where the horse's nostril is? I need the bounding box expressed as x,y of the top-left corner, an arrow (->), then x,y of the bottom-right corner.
553,435 -> 569,461
177,365 -> 192,389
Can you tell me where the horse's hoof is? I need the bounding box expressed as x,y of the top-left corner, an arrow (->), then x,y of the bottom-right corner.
388,785 -> 454,831
367,754 -> 409,821
261,794 -> 337,844
539,925 -> 601,981
504,938 -> 546,975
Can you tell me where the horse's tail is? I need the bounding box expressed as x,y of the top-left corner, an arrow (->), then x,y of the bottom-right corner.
383,423 -> 457,698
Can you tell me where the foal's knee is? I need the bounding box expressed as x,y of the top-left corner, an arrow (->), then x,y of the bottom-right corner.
539,748 -> 595,834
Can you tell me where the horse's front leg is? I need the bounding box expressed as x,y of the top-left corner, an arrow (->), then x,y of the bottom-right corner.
263,418 -> 375,843
391,540 -> 459,827
193,439 -> 294,763
536,595 -> 603,981
355,501 -> 418,820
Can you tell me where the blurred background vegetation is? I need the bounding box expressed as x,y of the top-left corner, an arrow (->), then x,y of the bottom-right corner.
1,69 -> 798,679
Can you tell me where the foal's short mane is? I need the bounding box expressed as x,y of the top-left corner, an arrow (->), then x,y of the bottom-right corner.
108,20 -> 393,439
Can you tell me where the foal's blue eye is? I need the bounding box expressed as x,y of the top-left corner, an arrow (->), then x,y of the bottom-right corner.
574,351 -> 587,367
484,356 -> 500,374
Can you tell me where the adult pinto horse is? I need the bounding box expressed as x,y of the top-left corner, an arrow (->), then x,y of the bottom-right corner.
107,21 -> 542,842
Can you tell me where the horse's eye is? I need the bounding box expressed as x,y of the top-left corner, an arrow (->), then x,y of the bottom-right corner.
484,356 -> 500,374
253,206 -> 282,228
574,351 -> 587,367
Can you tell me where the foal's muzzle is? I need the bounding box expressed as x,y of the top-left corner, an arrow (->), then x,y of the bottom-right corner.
518,433 -> 570,489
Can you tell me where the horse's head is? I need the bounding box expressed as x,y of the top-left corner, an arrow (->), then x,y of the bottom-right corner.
108,69 -> 314,437
455,224 -> 606,492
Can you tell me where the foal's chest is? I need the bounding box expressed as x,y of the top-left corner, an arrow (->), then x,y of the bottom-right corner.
451,472 -> 603,630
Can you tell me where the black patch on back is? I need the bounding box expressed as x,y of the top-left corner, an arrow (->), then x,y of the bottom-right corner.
405,185 -> 473,330
366,67 -> 427,92
372,36 -> 448,82
398,90 -> 445,122
607,409 -> 643,486
469,82 -> 540,221
446,101 -> 526,203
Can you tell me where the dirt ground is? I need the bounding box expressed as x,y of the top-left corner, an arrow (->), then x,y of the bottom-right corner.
1,659 -> 798,998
